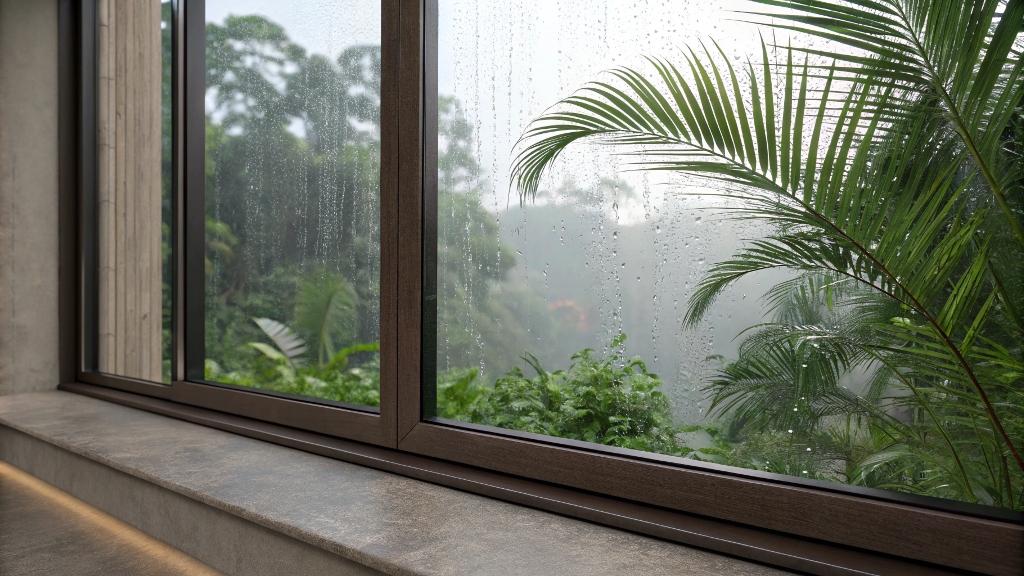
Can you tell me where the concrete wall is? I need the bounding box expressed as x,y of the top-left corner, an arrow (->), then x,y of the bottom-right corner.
0,0 -> 60,395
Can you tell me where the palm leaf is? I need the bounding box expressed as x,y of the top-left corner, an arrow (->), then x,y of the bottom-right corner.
741,0 -> 1024,248
252,317 -> 307,365
509,18 -> 1024,476
294,272 -> 358,367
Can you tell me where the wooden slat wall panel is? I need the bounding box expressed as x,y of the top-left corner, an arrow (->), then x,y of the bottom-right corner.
96,0 -> 162,382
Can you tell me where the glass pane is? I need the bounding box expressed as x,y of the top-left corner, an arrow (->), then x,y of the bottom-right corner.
89,0 -> 172,383
204,1 -> 382,407
434,0 -> 1024,509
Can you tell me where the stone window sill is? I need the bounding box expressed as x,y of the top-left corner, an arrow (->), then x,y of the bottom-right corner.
0,391 -> 785,576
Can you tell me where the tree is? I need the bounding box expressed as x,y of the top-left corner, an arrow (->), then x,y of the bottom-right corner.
202,16 -> 384,375
200,15 -> 562,403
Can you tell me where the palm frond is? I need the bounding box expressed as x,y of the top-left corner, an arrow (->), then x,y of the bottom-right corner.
512,41 -> 886,202
743,0 -> 1024,247
509,0 -> 1024,489
252,317 -> 307,365
294,272 -> 358,367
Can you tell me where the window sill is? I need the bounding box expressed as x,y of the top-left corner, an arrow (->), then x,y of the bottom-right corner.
0,390 -> 789,576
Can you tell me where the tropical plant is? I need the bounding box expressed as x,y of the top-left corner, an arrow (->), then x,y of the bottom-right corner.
510,0 -> 1024,507
444,334 -> 704,457
714,273 -> 1024,503
293,271 -> 359,367
251,317 -> 308,366
207,316 -> 382,407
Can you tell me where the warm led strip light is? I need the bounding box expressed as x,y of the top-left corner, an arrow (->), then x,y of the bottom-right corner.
0,460 -> 222,575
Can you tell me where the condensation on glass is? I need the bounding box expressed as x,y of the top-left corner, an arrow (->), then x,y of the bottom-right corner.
203,1 -> 382,407
433,0 -> 1022,509
91,0 -> 170,383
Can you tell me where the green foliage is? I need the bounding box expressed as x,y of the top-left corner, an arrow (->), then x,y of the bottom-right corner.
252,318 -> 307,364
443,336 -> 693,457
435,368 -> 488,419
511,0 -> 1024,508
294,271 -> 358,367
210,315 -> 380,406
208,344 -> 382,408
220,328 -> 712,464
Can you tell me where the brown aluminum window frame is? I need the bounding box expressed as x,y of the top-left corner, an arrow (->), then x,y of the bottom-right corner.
62,1 -> 1024,575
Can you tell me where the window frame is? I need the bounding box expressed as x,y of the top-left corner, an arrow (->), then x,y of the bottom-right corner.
62,1 -> 1024,574
73,0 -> 401,447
